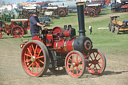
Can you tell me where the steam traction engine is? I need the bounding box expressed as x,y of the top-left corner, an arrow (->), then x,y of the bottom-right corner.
84,3 -> 102,17
21,2 -> 106,78
0,19 -> 29,38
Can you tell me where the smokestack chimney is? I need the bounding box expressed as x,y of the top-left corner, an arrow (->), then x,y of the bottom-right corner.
76,2 -> 86,37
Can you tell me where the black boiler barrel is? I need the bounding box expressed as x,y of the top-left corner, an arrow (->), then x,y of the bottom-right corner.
76,2 -> 86,37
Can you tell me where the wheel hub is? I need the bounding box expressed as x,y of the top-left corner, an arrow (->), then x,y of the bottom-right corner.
72,62 -> 79,67
92,60 -> 98,65
16,31 -> 19,33
31,56 -> 36,62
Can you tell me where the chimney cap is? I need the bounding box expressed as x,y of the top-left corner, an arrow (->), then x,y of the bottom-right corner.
76,2 -> 85,6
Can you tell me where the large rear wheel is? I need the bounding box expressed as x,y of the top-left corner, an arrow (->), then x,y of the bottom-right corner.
21,40 -> 49,77
86,49 -> 106,75
65,50 -> 86,78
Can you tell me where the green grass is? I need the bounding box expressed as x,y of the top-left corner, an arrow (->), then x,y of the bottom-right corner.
49,9 -> 128,55
1,9 -> 128,55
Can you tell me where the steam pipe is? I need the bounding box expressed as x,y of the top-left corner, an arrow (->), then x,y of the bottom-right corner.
76,2 -> 86,37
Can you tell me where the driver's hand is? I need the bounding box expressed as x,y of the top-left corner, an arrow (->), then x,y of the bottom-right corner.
41,25 -> 45,27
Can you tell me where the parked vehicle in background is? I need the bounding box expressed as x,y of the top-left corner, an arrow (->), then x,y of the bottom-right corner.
0,19 -> 30,38
111,0 -> 128,12
84,3 -> 102,17
109,15 -> 128,34
39,17 -> 51,26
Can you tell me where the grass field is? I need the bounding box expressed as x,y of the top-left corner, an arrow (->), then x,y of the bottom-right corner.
1,8 -> 128,57
20,9 -> 128,54
1,8 -> 128,56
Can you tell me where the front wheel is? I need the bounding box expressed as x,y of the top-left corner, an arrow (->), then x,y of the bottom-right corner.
115,26 -> 119,34
111,26 -> 115,32
86,49 -> 106,75
65,50 -> 86,78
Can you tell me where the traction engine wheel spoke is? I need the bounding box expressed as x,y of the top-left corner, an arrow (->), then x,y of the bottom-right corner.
86,49 -> 106,75
65,50 -> 85,78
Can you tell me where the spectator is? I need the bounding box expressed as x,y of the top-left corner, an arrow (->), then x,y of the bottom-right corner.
89,25 -> 92,34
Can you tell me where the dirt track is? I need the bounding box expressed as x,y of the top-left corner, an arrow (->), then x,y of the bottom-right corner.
0,12 -> 128,85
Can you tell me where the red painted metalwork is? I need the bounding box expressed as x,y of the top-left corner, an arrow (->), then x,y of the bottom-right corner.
10,22 -> 17,28
0,27 -> 3,31
64,30 -> 70,37
53,38 -> 74,54
4,25 -> 11,34
121,5 -> 128,12
0,32 -> 2,38
32,36 -> 42,42
52,26 -> 63,36
46,34 -> 53,47
121,5 -> 128,9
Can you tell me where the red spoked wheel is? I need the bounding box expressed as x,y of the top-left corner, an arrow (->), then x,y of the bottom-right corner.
89,12 -> 95,17
49,66 -> 66,75
21,40 -> 49,77
0,32 -> 2,38
86,49 -> 106,75
59,10 -> 66,17
11,26 -> 24,38
65,50 -> 86,78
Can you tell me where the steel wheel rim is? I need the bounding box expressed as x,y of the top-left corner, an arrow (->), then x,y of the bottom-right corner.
12,26 -> 24,38
65,51 -> 85,78
87,49 -> 106,74
21,42 -> 46,76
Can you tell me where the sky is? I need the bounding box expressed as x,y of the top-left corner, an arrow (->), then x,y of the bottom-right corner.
1,0 -> 65,4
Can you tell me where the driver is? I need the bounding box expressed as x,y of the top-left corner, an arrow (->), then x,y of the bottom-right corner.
29,11 -> 45,38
